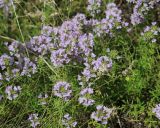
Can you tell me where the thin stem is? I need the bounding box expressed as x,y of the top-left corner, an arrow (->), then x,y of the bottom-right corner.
40,56 -> 58,77
11,0 -> 29,57
0,35 -> 16,42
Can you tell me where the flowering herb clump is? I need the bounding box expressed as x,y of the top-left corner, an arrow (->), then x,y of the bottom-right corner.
130,0 -> 160,25
53,81 -> 72,101
91,3 -> 122,37
91,105 -> 113,125
5,85 -> 21,100
141,22 -> 160,43
0,0 -> 11,13
152,104 -> 160,120
62,113 -> 78,128
26,35 -> 53,56
87,0 -> 101,17
0,0 -> 160,127
28,113 -> 40,128
78,87 -> 95,106
0,41 -> 37,82
92,56 -> 112,74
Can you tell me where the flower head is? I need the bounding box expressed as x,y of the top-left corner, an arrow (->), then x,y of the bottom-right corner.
92,56 -> 112,74
91,105 -> 112,124
27,35 -> 53,55
87,0 -> 101,17
28,113 -> 40,128
5,85 -> 21,100
53,81 -> 72,101
78,87 -> 95,106
62,113 -> 77,128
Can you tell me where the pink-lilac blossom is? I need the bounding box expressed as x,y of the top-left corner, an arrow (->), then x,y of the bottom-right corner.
5,85 -> 21,100
53,81 -> 72,101
62,113 -> 78,128
78,87 -> 95,106
28,113 -> 40,128
91,105 -> 113,124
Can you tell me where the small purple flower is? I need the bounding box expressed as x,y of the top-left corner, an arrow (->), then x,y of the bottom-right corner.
38,93 -> 48,105
130,1 -> 159,25
92,3 -> 122,37
81,66 -> 96,82
87,0 -> 101,17
28,113 -> 40,128
151,38 -> 157,43
41,26 -> 55,36
7,41 -> 20,56
105,3 -> 122,22
62,113 -> 77,128
11,68 -> 20,77
27,35 -> 53,55
5,85 -> 21,100
77,33 -> 94,57
144,26 -> 151,32
78,87 -> 95,106
91,105 -> 113,124
21,57 -> 37,77
0,0 -> 12,15
130,0 -> 143,25
92,56 -> 112,74
50,49 -> 70,67
53,81 -> 72,101
153,104 -> 160,120
0,54 -> 11,70
141,23 -> 159,43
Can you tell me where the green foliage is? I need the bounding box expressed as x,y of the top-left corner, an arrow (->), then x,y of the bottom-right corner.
0,0 -> 160,128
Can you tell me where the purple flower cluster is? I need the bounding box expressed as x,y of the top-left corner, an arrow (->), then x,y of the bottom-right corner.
28,113 -> 40,128
92,56 -> 112,74
153,104 -> 160,120
130,0 -> 160,25
78,55 -> 112,86
50,49 -> 71,67
91,3 -> 122,37
26,35 -> 53,55
141,22 -> 160,43
0,0 -> 11,13
37,3 -> 122,68
91,105 -> 113,124
130,0 -> 143,25
87,0 -> 101,17
2,1 -> 159,126
0,42 -> 37,83
38,93 -> 48,105
7,41 -> 20,56
53,81 -> 72,101
50,32 -> 95,66
78,60 -> 96,85
41,13 -> 96,66
78,87 -> 95,106
62,113 -> 78,128
5,85 -> 21,100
